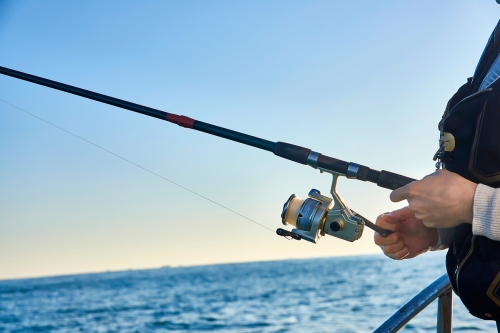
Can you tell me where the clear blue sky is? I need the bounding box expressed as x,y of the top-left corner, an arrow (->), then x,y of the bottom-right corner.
0,0 -> 498,280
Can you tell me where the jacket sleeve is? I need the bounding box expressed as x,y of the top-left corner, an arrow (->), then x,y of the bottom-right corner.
472,184 -> 500,240
431,227 -> 456,251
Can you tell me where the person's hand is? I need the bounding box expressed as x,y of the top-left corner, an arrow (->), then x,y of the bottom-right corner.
390,169 -> 477,229
374,207 -> 438,260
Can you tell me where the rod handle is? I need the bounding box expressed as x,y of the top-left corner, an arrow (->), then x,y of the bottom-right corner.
376,170 -> 415,190
353,165 -> 415,190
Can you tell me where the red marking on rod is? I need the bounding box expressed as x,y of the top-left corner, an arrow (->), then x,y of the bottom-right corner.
166,114 -> 195,128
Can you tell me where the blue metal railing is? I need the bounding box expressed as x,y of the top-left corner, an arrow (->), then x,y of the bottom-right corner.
374,273 -> 452,333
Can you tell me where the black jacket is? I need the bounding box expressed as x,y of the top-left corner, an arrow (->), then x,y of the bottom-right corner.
441,19 -> 500,321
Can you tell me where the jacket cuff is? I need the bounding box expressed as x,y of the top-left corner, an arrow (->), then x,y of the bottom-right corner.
431,227 -> 456,251
472,184 -> 500,241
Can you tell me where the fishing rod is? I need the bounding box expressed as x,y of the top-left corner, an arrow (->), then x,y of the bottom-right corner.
0,65 -> 415,244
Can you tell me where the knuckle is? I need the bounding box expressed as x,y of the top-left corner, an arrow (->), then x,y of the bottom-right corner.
389,234 -> 398,241
406,184 -> 417,198
384,244 -> 395,253
422,220 -> 434,228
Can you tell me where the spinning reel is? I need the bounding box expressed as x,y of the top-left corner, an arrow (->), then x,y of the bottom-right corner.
277,169 -> 392,243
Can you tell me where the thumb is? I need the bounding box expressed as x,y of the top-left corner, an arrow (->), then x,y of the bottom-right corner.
376,213 -> 401,232
388,206 -> 415,220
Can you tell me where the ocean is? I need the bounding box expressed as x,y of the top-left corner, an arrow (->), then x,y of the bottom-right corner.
0,252 -> 496,332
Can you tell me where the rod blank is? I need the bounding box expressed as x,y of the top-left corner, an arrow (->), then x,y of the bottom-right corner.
0,65 -> 415,190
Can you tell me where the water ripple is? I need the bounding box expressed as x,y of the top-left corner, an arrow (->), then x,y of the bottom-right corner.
0,253 -> 496,332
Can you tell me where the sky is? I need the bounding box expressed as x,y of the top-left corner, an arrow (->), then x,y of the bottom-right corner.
0,1 -> 499,280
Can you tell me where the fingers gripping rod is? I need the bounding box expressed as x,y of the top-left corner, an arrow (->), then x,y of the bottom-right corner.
0,66 -> 415,238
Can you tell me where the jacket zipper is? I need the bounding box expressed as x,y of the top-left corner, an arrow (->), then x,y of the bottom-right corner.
455,235 -> 475,297
434,88 -> 494,168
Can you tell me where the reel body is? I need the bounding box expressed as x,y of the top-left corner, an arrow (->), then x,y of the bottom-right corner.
280,170 -> 364,243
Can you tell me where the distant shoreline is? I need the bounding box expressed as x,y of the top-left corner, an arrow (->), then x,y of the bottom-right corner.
0,252 -> 447,282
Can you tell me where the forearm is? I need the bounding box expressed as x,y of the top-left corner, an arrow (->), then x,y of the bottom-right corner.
431,184 -> 500,247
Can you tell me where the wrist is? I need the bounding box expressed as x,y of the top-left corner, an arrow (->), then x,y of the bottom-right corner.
464,182 -> 478,224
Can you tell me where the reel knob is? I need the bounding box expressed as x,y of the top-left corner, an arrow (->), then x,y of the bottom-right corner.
329,221 -> 344,232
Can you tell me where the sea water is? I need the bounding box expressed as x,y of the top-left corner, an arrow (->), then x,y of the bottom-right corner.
0,252 -> 496,332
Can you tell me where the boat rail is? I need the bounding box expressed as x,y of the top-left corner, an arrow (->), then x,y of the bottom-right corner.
374,273 -> 452,333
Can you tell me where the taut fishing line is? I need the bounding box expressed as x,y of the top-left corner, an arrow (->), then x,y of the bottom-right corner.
0,98 -> 275,233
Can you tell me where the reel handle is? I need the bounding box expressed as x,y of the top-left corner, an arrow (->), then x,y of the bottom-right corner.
353,212 -> 392,238
362,219 -> 392,238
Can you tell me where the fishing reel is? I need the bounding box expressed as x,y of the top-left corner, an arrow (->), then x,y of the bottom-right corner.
277,169 -> 390,243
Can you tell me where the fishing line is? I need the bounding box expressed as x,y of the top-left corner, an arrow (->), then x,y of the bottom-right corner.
0,98 -> 275,233
0,66 -> 416,244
